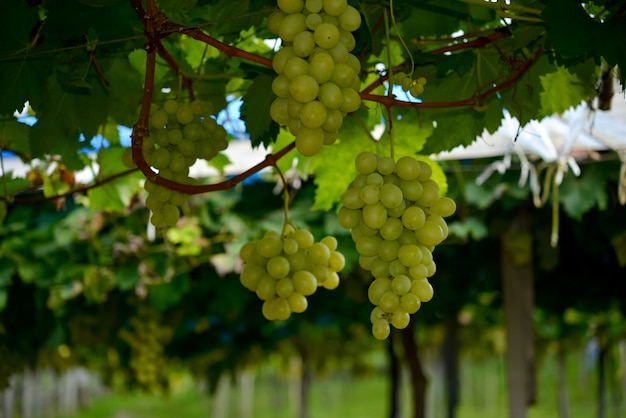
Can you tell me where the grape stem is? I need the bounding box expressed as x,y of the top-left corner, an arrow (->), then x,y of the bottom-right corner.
273,163 -> 292,236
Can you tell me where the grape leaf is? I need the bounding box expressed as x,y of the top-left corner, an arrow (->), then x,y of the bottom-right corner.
30,74 -> 110,169
240,73 -> 279,148
0,119 -> 31,158
87,147 -> 143,211
310,116 -> 373,211
540,65 -> 592,116
559,167 -> 607,220
0,1 -> 47,114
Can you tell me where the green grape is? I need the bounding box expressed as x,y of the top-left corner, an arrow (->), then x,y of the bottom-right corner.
409,83 -> 424,97
167,128 -> 183,144
163,99 -> 179,115
270,98 -> 290,125
338,207 -> 361,229
278,0 -> 304,14
290,74 -> 319,103
267,256 -> 291,278
150,110 -> 168,129
411,278 -> 434,302
400,293 -> 421,314
321,236 -> 338,250
323,108 -> 344,132
360,184 -> 380,205
257,235 -> 283,258
273,47 -> 297,74
425,261 -> 436,277
268,10 -> 286,34
377,157 -> 395,175
318,82 -> 344,109
292,229 -> 314,248
379,217 -> 404,241
296,126 -> 324,156
256,276 -> 277,300
309,53 -> 335,83
240,264 -> 264,291
416,161 -> 433,182
355,235 -> 381,257
293,270 -> 317,295
322,271 -> 340,289
284,56 -> 310,80
288,96 -> 304,119
379,291 -> 400,313
168,150 -> 187,172
331,63 -> 356,87
389,260 -> 407,276
287,251 -> 308,271
417,180 -> 440,207
327,42 -> 348,63
339,29 -> 356,52
378,239 -> 399,262
391,274 -> 412,295
275,277 -> 295,297
415,221 -> 444,247
370,258 -> 390,279
338,5 -> 361,31
308,242 -> 331,265
176,105 -> 194,125
355,152 -> 378,174
399,179 -> 423,201
398,244 -> 422,267
372,318 -> 390,340
362,202 -> 387,229
154,185 -> 172,203
183,123 -> 202,141
279,13 -> 307,42
367,172 -> 384,187
323,0 -> 347,15
329,251 -> 345,271
402,206 -> 426,230
396,156 -> 421,180
148,147 -> 170,168
293,31 -> 316,57
431,196 -> 456,217
272,75 -> 291,98
300,100 -> 328,128
177,139 -> 197,157
390,309 -> 410,329
305,12 -> 323,29
340,87 -> 361,113
288,292 -> 308,312
314,22 -> 340,49
368,278 -> 391,305
380,183 -> 403,208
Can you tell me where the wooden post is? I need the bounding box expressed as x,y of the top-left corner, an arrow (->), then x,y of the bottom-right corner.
501,208 -> 536,418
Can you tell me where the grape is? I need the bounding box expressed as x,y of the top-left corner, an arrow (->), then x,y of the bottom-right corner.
279,13 -> 307,42
318,82 -> 344,109
314,23 -> 340,49
338,152 -> 456,339
300,100 -> 328,128
309,53 -> 335,83
338,5 -> 361,31
296,126 -> 324,156
288,292 -> 308,312
372,318 -> 391,340
290,74 -> 320,103
293,31 -> 316,57
278,0 -> 304,14
323,0 -> 347,16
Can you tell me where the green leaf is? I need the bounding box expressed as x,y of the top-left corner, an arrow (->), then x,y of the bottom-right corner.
0,175 -> 30,198
0,1 -> 47,114
448,217 -> 488,240
87,147 -> 143,212
559,168 -> 607,220
540,65 -> 594,116
148,273 -> 190,311
207,152 -> 232,175
240,74 -> 279,147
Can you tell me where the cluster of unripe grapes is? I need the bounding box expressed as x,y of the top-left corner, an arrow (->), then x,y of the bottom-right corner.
239,225 -> 345,320
118,306 -> 173,391
395,72 -> 427,98
139,100 -> 228,228
338,152 -> 455,340
268,0 -> 363,156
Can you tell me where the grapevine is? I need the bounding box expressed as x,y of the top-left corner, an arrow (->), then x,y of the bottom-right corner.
338,152 -> 456,339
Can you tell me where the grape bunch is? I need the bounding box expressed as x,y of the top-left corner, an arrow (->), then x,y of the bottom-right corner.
395,72 -> 427,98
118,306 -> 173,391
268,0 -> 363,156
338,152 -> 456,340
128,100 -> 228,228
239,225 -> 346,320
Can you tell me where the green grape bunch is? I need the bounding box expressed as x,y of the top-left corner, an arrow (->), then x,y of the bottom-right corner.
268,0 -> 363,157
338,152 -> 456,340
239,225 -> 346,320
118,306 -> 174,391
125,100 -> 229,228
